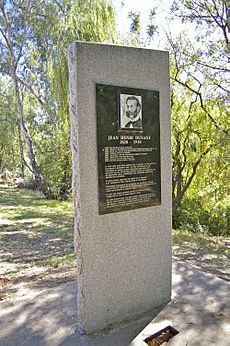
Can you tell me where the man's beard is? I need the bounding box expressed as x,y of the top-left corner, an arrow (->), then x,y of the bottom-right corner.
126,111 -> 138,119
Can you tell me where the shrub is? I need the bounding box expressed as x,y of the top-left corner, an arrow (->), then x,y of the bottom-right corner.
173,197 -> 229,236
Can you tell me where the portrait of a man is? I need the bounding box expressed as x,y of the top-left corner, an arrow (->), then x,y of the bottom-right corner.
119,94 -> 143,130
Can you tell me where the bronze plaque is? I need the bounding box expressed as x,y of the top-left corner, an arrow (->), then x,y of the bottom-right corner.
96,84 -> 161,214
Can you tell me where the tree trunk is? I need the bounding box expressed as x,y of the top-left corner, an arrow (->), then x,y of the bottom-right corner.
13,74 -> 52,197
0,2 -> 52,198
17,124 -> 25,178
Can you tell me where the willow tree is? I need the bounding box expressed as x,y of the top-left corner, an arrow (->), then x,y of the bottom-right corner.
0,0 -> 117,198
169,0 -> 229,233
42,0 -> 116,198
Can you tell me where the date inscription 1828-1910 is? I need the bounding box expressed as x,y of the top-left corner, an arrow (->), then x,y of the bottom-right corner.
96,84 -> 161,214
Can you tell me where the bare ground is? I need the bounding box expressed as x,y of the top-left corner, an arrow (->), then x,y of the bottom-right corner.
172,230 -> 230,281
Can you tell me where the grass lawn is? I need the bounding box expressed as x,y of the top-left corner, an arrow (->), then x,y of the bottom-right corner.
0,182 -> 229,301
0,182 -> 76,300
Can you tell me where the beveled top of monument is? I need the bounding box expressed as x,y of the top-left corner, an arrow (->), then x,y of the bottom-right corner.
69,39 -> 169,53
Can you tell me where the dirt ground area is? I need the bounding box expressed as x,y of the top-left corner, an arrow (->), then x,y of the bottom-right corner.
172,229 -> 229,281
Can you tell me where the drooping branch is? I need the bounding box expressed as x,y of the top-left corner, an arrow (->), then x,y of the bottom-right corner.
180,144 -> 216,198
197,91 -> 228,135
212,81 -> 229,93
168,24 -> 229,136
173,143 -> 217,211
171,0 -> 228,47
171,75 -> 229,135
204,0 -> 228,46
194,60 -> 230,73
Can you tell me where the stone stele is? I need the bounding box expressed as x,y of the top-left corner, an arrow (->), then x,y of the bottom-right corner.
68,41 -> 171,334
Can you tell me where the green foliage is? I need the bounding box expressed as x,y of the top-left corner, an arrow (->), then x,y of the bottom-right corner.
146,8 -> 158,44
0,78 -> 19,173
173,197 -> 229,236
128,11 -> 141,34
169,0 -> 229,235
125,6 -> 158,46
37,0 -> 117,199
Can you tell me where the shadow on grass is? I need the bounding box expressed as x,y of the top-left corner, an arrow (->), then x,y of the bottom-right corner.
0,184 -> 76,292
0,186 -> 43,206
1,222 -> 74,263
172,229 -> 230,281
